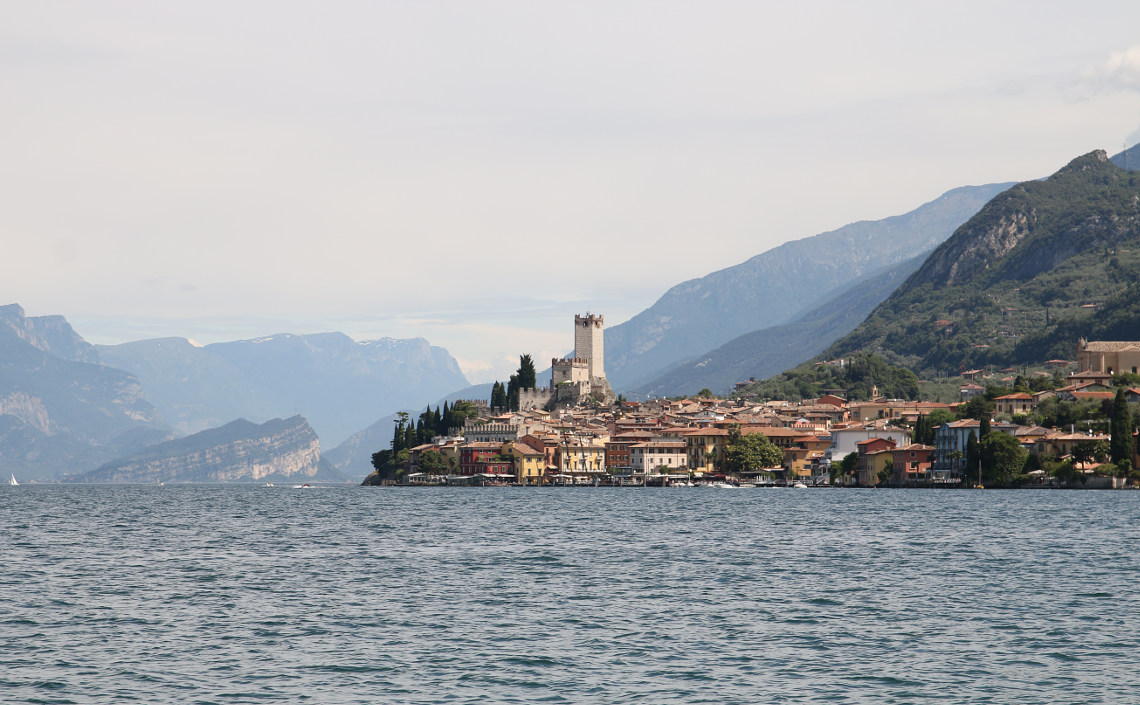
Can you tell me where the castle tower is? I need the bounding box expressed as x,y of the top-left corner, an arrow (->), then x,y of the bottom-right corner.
574,314 -> 605,383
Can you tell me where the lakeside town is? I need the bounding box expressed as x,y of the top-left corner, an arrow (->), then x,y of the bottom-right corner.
366,315 -> 1140,489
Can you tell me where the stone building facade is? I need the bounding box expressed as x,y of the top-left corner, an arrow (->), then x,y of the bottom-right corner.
1076,338 -> 1140,375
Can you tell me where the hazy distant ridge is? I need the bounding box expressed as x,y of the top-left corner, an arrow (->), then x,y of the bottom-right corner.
97,332 -> 469,447
0,304 -> 171,480
603,183 -> 1014,390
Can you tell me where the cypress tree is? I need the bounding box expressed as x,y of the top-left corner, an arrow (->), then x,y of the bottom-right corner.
980,415 -> 991,440
507,373 -> 520,412
1111,387 -> 1135,465
392,417 -> 406,453
491,381 -> 507,409
966,431 -> 980,483
914,415 -> 931,446
518,354 -> 537,390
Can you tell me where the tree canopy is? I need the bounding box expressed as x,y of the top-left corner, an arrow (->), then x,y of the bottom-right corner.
722,427 -> 784,474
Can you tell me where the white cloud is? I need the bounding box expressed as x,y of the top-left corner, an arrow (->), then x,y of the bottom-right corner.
1070,45 -> 1140,99
1100,46 -> 1140,92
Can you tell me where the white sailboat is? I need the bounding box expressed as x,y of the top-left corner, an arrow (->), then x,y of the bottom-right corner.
9,473 -> 18,486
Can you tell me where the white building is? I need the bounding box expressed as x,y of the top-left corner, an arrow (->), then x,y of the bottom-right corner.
629,439 -> 688,472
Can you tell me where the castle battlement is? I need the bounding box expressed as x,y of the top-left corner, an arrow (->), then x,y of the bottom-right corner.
552,357 -> 589,367
575,314 -> 604,328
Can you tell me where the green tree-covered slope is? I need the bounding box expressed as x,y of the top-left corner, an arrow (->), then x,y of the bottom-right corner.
819,149 -> 1140,375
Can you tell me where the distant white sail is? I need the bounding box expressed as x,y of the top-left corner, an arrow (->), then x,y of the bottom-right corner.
9,473 -> 17,486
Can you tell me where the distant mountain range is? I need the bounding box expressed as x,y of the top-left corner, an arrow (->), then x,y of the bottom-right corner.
97,332 -> 468,447
814,145 -> 1140,376
601,182 -> 1014,391
1,304 -> 470,480
630,255 -> 926,398
0,304 -> 172,480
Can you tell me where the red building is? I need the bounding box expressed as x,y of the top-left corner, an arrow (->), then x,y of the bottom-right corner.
891,444 -> 934,485
459,442 -> 513,478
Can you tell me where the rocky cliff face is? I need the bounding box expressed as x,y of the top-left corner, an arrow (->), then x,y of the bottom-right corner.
76,416 -> 322,483
899,151 -> 1138,293
0,304 -> 100,364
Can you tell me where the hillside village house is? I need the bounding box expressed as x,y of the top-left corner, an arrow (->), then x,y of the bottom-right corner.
960,383 -> 985,399
993,393 -> 1034,416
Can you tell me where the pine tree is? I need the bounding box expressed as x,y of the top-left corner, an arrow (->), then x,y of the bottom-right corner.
1111,387 -> 1135,465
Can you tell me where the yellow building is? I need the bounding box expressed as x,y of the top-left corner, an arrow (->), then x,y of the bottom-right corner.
556,441 -> 606,482
504,441 -> 546,485
682,427 -> 731,475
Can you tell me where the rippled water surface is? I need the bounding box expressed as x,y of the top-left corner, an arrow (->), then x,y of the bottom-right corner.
3,485 -> 1139,704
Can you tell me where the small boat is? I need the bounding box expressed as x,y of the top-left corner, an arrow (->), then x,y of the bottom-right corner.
265,483 -> 274,487
9,473 -> 17,486
793,482 -> 808,489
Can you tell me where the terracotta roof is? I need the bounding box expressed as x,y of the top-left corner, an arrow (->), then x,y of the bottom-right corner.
1080,341 -> 1140,352
510,442 -> 544,456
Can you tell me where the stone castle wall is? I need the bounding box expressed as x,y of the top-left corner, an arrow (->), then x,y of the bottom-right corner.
552,357 -> 589,386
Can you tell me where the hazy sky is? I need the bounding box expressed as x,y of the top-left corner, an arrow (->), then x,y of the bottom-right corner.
4,2 -> 1140,383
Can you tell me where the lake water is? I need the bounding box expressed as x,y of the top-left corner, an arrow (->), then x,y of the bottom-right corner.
2,485 -> 1138,704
